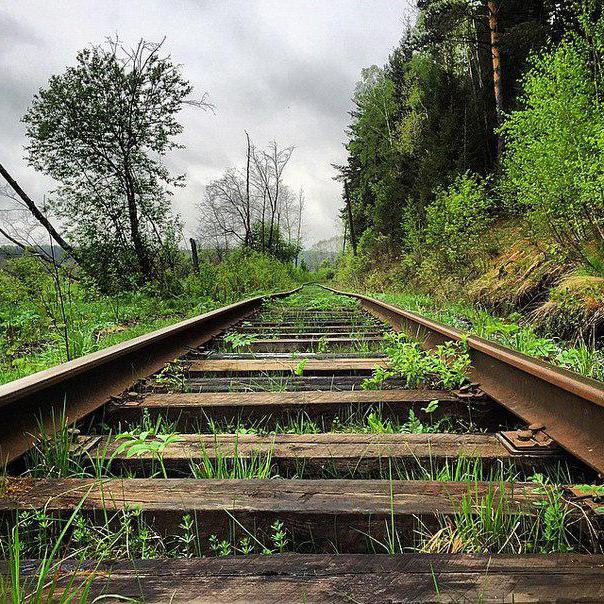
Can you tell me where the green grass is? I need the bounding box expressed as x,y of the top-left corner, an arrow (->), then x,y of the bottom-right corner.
190,436 -> 276,479
0,495 -> 98,602
374,291 -> 604,382
416,474 -> 594,554
200,405 -> 460,437
362,332 -> 471,390
0,252 -> 318,386
262,285 -> 359,312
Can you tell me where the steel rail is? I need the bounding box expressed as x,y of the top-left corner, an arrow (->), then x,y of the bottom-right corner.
0,288 -> 300,463
321,285 -> 604,475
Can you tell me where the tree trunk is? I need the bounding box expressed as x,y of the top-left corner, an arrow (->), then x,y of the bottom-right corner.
245,131 -> 252,247
0,161 -> 76,257
344,181 -> 357,256
189,237 -> 199,272
123,166 -> 152,280
487,1 -> 503,157
295,188 -> 303,267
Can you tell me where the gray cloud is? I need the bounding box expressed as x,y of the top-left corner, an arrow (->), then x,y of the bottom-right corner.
0,0 -> 409,244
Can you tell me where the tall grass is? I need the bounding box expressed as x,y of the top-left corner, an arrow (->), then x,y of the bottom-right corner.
376,292 -> 604,382
190,436 -> 276,479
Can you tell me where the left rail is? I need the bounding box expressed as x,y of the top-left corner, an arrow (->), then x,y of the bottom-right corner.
0,288 -> 299,462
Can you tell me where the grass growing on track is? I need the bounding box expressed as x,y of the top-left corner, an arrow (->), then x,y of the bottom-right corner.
362,332 -> 471,390
261,286 -> 359,312
198,404 -> 461,437
374,291 -> 604,382
2,471 -> 599,565
6,283 -> 603,573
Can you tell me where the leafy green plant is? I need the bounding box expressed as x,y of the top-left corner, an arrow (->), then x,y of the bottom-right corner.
270,520 -> 288,553
294,358 -> 308,375
154,362 -> 188,393
500,28 -> 604,262
223,332 -> 258,351
363,332 -> 471,390
114,428 -> 183,479
24,408 -> 86,478
422,172 -> 493,279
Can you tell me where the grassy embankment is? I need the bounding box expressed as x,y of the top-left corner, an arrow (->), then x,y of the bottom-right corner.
0,251 -> 317,386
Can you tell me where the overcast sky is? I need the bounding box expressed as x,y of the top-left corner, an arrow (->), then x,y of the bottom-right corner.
1,1 -> 412,245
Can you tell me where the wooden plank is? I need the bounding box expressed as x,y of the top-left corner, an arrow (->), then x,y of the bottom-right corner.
242,337 -> 385,353
86,433 -> 535,464
107,389 -> 483,431
130,389 -> 456,409
227,331 -> 387,339
176,376 -> 427,394
236,325 -> 386,333
255,310 -> 360,316
1,478 -> 541,515
248,337 -> 385,344
247,320 -> 382,327
9,554 -> 604,603
188,358 -> 389,373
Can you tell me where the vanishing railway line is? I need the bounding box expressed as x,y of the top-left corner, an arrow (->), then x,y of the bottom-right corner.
0,284 -> 604,602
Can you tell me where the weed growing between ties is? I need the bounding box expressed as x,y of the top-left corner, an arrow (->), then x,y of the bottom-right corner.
154,362 -> 189,393
0,497 -> 99,602
415,474 -> 601,555
2,476 -> 596,568
202,403 -> 460,437
190,438 -> 275,479
20,409 -> 589,484
362,331 -> 471,390
24,409 -> 86,479
0,507 -> 295,563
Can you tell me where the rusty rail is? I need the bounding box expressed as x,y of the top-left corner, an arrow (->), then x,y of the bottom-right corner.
322,285 -> 604,475
0,288 -> 299,463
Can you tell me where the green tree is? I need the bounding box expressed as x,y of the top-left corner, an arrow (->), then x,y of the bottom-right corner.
23,37 -> 209,288
423,172 -> 493,277
500,22 -> 604,263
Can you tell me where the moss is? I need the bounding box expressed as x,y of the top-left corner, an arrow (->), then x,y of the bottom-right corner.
531,274 -> 604,340
468,227 -> 565,312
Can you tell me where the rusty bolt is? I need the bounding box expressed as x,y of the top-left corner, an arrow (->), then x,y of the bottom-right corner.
516,429 -> 533,441
127,391 -> 139,398
528,423 -> 545,432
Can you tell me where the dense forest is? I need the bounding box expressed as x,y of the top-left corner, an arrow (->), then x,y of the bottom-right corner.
335,0 -> 604,340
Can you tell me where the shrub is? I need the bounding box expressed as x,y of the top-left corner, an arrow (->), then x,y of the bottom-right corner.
421,172 -> 493,281
362,332 -> 471,390
500,28 -> 604,264
531,274 -> 604,340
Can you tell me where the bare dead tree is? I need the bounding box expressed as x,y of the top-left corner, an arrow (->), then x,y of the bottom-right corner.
251,141 -> 294,253
199,169 -> 258,249
295,187 -> 305,266
197,136 -> 297,257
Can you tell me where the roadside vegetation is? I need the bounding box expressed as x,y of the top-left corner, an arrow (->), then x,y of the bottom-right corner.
0,251 -> 320,385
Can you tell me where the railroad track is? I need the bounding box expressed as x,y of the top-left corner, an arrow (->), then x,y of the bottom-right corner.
0,284 -> 603,602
